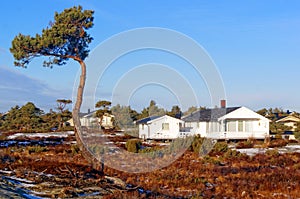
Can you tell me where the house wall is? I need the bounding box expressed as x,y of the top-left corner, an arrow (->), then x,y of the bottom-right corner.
139,124 -> 149,139
80,118 -> 90,127
282,122 -> 297,131
185,107 -> 270,140
207,130 -> 268,140
205,119 -> 269,140
146,116 -> 184,139
101,115 -> 114,129
80,117 -> 98,127
216,107 -> 270,139
186,122 -> 208,137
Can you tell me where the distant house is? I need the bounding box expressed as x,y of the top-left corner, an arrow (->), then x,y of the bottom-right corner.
182,103 -> 270,140
67,111 -> 114,129
80,111 -> 99,127
276,115 -> 300,132
100,113 -> 115,130
136,115 -> 186,140
67,111 -> 98,127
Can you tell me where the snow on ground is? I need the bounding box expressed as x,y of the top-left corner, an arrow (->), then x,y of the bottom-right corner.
236,148 -> 267,156
7,131 -> 74,139
236,144 -> 300,156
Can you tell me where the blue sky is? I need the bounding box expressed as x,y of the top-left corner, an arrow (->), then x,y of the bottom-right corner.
0,0 -> 300,113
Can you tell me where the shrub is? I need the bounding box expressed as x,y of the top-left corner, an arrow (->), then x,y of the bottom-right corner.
125,139 -> 142,153
165,137 -> 194,155
236,140 -> 254,149
265,148 -> 279,156
224,149 -> 244,158
71,144 -> 80,155
294,131 -> 300,140
88,144 -> 107,156
191,136 -> 217,157
274,134 -> 282,139
0,134 -> 6,141
139,146 -> 164,158
203,155 -> 221,165
211,142 -> 229,154
268,138 -> 288,148
139,146 -> 162,153
190,135 -> 204,153
28,146 -> 48,154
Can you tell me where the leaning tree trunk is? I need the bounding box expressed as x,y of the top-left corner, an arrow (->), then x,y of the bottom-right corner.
72,60 -> 104,173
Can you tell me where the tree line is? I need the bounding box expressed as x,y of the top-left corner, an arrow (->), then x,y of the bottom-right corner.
2,99 -> 300,134
0,99 -> 187,132
0,100 -> 72,132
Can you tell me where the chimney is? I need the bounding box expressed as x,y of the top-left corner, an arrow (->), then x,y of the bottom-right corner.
220,100 -> 226,108
88,108 -> 91,114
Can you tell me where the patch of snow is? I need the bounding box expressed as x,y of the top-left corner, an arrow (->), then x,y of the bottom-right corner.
236,148 -> 267,156
65,141 -> 77,145
2,175 -> 35,184
7,131 -> 74,139
0,170 -> 13,174
285,145 -> 300,150
31,171 -> 54,178
236,144 -> 300,156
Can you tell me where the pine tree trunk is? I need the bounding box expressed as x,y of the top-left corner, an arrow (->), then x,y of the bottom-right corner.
72,60 -> 104,173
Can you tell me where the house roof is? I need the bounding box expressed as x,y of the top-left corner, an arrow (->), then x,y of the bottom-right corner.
79,111 -> 96,118
182,107 -> 241,122
135,115 -> 161,124
276,115 -> 300,123
148,115 -> 184,124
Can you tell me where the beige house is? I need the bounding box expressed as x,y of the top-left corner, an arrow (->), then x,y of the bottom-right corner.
67,111 -> 114,129
276,115 -> 300,132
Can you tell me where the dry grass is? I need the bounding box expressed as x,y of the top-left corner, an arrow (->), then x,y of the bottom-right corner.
0,135 -> 300,198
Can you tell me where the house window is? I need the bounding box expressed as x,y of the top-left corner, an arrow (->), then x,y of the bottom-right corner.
238,121 -> 243,132
142,124 -> 144,130
162,123 -> 169,130
227,121 -> 236,132
185,123 -> 191,128
211,122 -> 218,132
245,121 -> 253,132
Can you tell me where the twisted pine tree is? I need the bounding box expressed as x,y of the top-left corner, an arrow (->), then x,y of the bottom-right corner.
10,6 -> 103,172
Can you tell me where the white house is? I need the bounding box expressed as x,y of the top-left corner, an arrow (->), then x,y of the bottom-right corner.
182,106 -> 270,140
137,115 -> 186,140
78,111 -> 99,127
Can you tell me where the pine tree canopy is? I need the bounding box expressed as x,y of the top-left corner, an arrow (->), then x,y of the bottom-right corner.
10,5 -> 94,68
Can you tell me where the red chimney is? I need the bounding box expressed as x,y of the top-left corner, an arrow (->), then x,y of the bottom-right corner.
220,100 -> 226,108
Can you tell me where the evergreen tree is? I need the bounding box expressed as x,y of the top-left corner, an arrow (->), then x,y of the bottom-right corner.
10,6 -> 102,172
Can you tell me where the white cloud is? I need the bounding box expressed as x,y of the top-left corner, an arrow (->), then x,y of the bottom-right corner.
0,67 -> 71,112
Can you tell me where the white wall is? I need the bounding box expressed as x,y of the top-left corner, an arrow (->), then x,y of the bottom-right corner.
139,115 -> 184,139
80,117 -> 98,127
101,115 -> 114,129
139,124 -> 149,139
185,122 -> 208,137
186,107 -> 270,140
